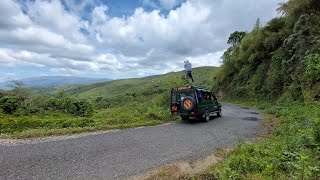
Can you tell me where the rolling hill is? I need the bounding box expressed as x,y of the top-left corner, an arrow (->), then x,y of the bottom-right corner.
0,76 -> 110,89
0,66 -> 218,138
67,66 -> 217,99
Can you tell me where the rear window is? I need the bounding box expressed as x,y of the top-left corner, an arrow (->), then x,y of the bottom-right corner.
174,89 -> 195,101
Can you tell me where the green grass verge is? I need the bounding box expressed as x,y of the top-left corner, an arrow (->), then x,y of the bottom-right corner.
203,99 -> 320,179
0,66 -> 217,139
0,103 -> 176,139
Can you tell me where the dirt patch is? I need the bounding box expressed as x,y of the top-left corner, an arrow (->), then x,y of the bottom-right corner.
128,149 -> 232,180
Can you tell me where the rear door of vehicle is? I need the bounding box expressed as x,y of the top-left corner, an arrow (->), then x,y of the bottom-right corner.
170,89 -> 180,114
179,89 -> 196,115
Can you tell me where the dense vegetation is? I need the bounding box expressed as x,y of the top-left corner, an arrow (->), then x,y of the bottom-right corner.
208,100 -> 320,179
0,67 -> 216,138
206,0 -> 320,179
212,0 -> 320,102
0,0 -> 318,178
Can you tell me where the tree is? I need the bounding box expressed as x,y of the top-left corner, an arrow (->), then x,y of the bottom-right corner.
254,18 -> 261,30
277,0 -> 320,27
8,80 -> 30,98
227,31 -> 247,46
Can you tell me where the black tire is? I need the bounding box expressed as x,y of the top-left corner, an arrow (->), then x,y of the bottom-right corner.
204,110 -> 210,122
181,115 -> 189,121
217,107 -> 222,117
181,96 -> 195,112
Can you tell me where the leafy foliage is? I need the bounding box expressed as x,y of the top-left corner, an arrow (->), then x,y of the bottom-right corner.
0,96 -> 25,114
0,67 -> 217,138
227,31 -> 247,46
210,100 -> 320,179
213,0 -> 320,102
207,0 -> 320,179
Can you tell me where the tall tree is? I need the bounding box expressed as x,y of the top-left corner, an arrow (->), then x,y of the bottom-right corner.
227,31 -> 246,46
254,18 -> 261,29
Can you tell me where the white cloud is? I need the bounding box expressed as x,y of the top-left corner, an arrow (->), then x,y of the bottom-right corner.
0,26 -> 94,60
92,5 -> 109,24
0,0 -> 31,29
0,48 -> 47,67
0,0 -> 285,80
26,0 -> 88,42
93,1 -> 212,57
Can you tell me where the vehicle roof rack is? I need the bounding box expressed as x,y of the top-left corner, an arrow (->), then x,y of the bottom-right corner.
183,83 -> 210,92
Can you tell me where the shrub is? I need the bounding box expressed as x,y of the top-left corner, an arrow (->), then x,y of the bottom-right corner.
94,97 -> 111,109
0,96 -> 25,114
70,99 -> 94,117
0,108 -> 4,116
13,107 -> 30,116
313,120 -> 320,144
304,54 -> 320,78
45,97 -> 94,117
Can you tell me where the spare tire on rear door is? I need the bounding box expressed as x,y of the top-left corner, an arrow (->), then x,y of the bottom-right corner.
181,96 -> 195,112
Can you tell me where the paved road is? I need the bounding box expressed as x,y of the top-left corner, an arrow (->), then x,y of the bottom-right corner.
0,104 -> 260,180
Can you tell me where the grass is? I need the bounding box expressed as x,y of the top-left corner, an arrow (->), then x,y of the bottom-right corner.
197,99 -> 320,179
0,102 -> 175,139
0,66 -> 217,138
69,66 -> 216,99
71,76 -> 160,98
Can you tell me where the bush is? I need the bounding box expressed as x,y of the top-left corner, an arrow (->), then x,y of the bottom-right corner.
43,97 -> 94,117
304,54 -> 320,78
210,100 -> 320,179
69,99 -> 94,117
13,107 -> 30,116
313,120 -> 320,144
0,96 -> 25,114
0,108 -> 4,116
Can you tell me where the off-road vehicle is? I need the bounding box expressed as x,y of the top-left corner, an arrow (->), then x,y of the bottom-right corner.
170,84 -> 221,121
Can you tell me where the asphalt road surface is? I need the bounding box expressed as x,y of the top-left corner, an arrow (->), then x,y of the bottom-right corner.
0,104 -> 261,180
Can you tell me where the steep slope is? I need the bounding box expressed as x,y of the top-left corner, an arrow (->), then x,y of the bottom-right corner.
213,0 -> 320,101
206,0 -> 320,179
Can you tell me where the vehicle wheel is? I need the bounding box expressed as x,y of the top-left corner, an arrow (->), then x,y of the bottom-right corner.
181,115 -> 189,121
217,108 -> 222,117
204,110 -> 210,122
181,96 -> 195,112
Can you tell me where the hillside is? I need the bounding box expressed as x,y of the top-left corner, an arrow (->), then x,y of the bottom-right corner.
67,75 -> 161,98
0,66 -> 217,138
0,76 -> 110,89
205,0 -> 320,179
212,0 -> 320,101
68,66 -> 216,99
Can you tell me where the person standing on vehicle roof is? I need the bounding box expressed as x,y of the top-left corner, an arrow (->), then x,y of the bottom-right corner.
184,60 -> 194,83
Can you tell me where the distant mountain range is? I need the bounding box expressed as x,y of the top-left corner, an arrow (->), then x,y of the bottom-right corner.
0,76 -> 110,89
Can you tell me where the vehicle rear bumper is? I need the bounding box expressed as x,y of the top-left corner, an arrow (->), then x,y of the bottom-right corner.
171,111 -> 197,117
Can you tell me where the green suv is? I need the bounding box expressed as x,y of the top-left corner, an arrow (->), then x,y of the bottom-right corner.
170,84 -> 222,121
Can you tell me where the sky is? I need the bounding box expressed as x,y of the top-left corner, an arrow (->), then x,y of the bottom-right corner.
0,0 -> 286,82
